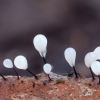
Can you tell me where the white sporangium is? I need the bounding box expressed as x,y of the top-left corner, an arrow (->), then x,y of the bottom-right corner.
43,63 -> 52,81
94,46 -> 100,60
64,47 -> 78,78
91,61 -> 100,83
3,58 -> 19,79
33,34 -> 47,64
14,55 -> 38,79
84,52 -> 96,80
3,59 -> 13,68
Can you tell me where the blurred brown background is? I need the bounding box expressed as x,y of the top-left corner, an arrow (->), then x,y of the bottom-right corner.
0,0 -> 100,77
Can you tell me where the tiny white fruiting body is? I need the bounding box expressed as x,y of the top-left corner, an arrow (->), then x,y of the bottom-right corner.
14,55 -> 28,70
33,34 -> 47,58
84,52 -> 96,68
91,61 -> 100,76
3,59 -> 13,68
94,46 -> 100,60
43,63 -> 52,74
64,47 -> 76,67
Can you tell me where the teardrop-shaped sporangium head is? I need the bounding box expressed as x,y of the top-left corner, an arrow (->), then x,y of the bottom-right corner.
3,59 -> 13,68
84,52 -> 96,68
14,55 -> 28,70
64,47 -> 76,67
94,46 -> 100,60
91,61 -> 100,76
33,34 -> 47,58
43,63 -> 52,74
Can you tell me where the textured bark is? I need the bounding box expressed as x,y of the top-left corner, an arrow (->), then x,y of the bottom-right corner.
0,73 -> 100,100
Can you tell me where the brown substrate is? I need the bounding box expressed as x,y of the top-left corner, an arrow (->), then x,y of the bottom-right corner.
0,73 -> 100,100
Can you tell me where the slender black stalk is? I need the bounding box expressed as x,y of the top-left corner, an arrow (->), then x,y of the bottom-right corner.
96,59 -> 100,62
27,69 -> 38,80
42,57 -> 47,64
89,67 -> 95,81
48,74 -> 52,81
0,74 -> 6,81
98,75 -> 100,84
73,66 -> 78,78
13,67 -> 19,79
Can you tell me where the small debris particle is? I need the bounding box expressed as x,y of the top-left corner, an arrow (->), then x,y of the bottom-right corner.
70,93 -> 72,96
43,81 -> 46,85
21,80 -> 24,83
33,83 -> 35,87
88,83 -> 92,86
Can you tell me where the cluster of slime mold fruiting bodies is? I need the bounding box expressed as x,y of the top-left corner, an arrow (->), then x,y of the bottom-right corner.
1,34 -> 100,84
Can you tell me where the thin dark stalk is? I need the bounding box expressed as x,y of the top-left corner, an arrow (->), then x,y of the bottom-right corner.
98,75 -> 100,84
89,67 -> 95,81
48,74 -> 52,81
0,74 -> 6,81
42,57 -> 47,64
13,67 -> 19,79
73,66 -> 78,78
27,69 -> 38,80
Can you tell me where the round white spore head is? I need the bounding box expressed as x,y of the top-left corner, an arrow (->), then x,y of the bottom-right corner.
84,52 -> 96,68
64,47 -> 76,67
14,55 -> 28,70
43,63 -> 52,74
33,34 -> 47,58
94,46 -> 100,60
3,59 -> 13,68
91,61 -> 100,76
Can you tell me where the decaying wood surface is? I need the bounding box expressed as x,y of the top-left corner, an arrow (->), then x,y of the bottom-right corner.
0,72 -> 100,100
